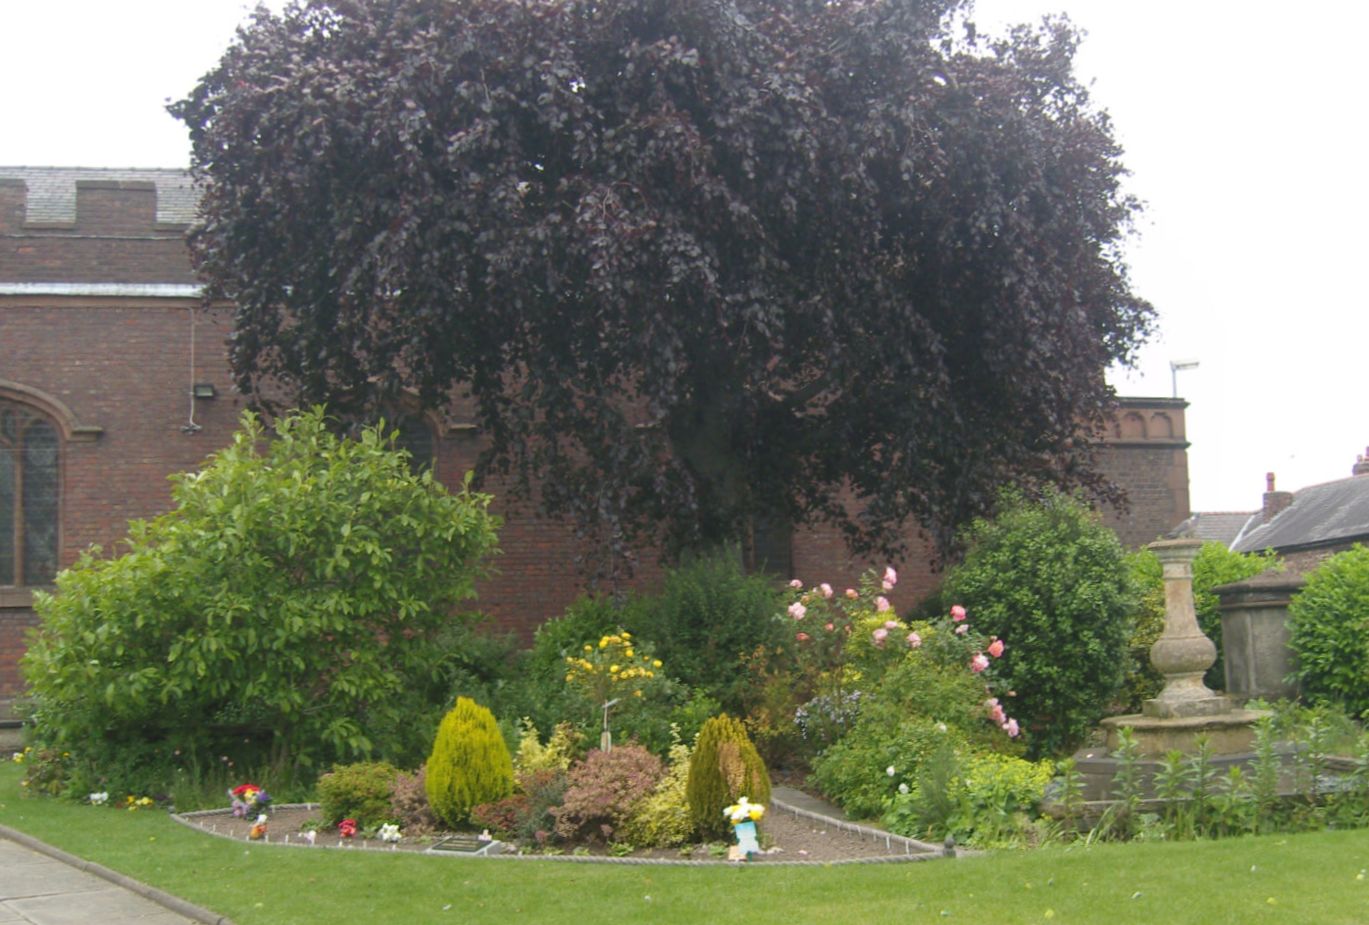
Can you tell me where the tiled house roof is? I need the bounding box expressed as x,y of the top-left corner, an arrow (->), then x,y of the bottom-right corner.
1184,511 -> 1259,547
1233,473 -> 1369,555
0,166 -> 197,226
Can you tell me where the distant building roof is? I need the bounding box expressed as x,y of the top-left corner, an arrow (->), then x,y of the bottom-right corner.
1182,511 -> 1259,547
0,166 -> 197,226
1233,473 -> 1369,555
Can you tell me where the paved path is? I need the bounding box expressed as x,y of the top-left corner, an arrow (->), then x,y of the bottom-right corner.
0,832 -> 225,925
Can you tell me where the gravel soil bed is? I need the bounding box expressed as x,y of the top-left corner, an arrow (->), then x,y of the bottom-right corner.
179,803 -> 933,863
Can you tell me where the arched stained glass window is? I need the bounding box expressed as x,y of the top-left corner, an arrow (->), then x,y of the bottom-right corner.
0,402 -> 60,586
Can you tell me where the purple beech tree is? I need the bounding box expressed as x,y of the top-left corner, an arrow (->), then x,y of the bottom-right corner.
173,0 -> 1152,574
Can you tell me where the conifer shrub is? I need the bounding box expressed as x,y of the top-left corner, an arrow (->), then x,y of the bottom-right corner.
686,714 -> 771,839
316,761 -> 400,827
425,697 -> 514,827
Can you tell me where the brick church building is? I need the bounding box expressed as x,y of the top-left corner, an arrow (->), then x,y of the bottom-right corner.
0,166 -> 1191,721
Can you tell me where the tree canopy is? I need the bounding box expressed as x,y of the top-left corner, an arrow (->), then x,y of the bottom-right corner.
173,0 -> 1152,569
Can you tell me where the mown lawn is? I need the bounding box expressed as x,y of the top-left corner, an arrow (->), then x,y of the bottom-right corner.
2,762 -> 1367,924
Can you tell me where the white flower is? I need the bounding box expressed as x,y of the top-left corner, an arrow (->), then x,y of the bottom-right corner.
379,823 -> 402,843
886,765 -> 896,777
88,791 -> 109,805
899,782 -> 910,795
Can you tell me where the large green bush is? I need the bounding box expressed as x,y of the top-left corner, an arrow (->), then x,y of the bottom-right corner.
619,550 -> 787,715
22,409 -> 500,791
316,761 -> 400,827
425,697 -> 515,827
1289,545 -> 1369,719
939,491 -> 1136,758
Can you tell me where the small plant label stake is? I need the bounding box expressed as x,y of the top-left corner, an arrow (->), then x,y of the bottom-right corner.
724,797 -> 765,861
600,697 -> 620,753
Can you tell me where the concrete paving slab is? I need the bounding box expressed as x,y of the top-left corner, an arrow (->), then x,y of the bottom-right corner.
8,888 -> 191,925
0,836 -> 218,925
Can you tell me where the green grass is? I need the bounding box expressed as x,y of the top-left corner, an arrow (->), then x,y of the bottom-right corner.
3,761 -> 1368,924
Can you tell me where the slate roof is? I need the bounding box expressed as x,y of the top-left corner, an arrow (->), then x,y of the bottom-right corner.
0,166 -> 197,226
1233,475 -> 1369,554
1185,511 -> 1259,547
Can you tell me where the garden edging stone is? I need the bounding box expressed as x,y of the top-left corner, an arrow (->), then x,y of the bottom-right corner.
172,796 -> 952,865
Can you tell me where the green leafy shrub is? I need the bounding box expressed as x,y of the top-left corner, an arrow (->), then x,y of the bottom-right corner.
316,762 -> 399,827
22,409 -> 500,788
425,697 -> 514,827
1125,542 -> 1279,705
883,749 -> 1054,846
686,715 -> 771,839
1289,545 -> 1369,718
620,550 -> 786,715
619,740 -> 697,848
939,491 -> 1136,758
552,745 -> 665,842
388,767 -> 439,836
809,634 -> 1012,819
512,719 -> 580,774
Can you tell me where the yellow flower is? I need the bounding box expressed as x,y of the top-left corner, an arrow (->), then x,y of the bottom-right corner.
634,690 -> 643,697
622,631 -> 632,639
565,673 -> 574,682
583,644 -> 592,652
652,659 -> 662,668
599,638 -> 609,648
625,648 -> 635,658
610,664 -> 620,673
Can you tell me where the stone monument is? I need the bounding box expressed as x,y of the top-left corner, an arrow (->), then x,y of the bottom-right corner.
1099,538 -> 1269,757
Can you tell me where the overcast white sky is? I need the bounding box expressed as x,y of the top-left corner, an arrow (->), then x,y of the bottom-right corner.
3,1 -> 1364,513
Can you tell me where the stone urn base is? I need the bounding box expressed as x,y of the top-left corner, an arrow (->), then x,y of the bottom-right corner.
1100,707 -> 1271,758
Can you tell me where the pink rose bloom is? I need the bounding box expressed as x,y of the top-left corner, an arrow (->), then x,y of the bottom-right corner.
987,638 -> 1005,658
876,596 -> 891,613
824,622 -> 835,632
845,588 -> 859,600
872,627 -> 889,647
796,632 -> 811,642
986,699 -> 1007,724
788,601 -> 807,620
950,605 -> 967,622
1003,718 -> 1020,738
789,579 -> 803,589
884,566 -> 898,587
954,624 -> 969,636
883,619 -> 900,631
970,653 -> 990,673
819,583 -> 834,599
906,631 -> 922,649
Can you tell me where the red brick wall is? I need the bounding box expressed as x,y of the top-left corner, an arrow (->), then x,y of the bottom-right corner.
1,170 -> 1193,711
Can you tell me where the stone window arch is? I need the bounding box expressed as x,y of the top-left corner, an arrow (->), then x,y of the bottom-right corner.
0,401 -> 60,586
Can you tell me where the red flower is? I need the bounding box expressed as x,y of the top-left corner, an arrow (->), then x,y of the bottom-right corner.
231,783 -> 261,797
338,818 -> 357,838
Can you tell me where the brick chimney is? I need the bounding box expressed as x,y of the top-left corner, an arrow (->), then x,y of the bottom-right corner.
1262,472 -> 1294,523
1354,447 -> 1369,477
